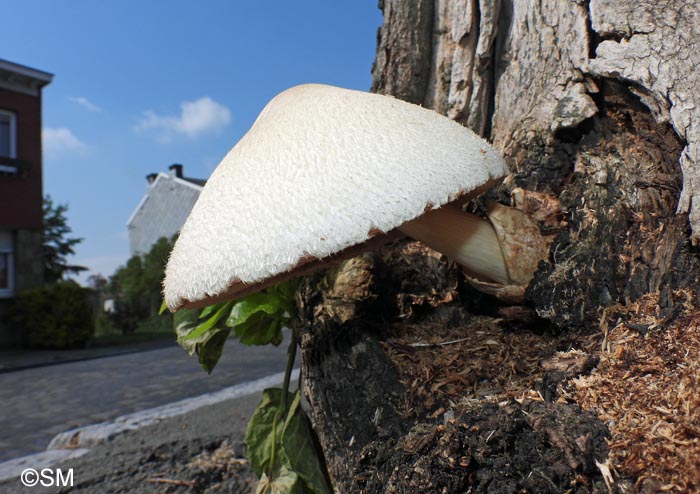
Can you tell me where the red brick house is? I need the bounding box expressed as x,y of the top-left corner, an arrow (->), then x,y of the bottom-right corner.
0,59 -> 53,346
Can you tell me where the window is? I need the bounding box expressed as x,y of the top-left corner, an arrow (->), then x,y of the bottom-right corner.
0,110 -> 17,174
0,231 -> 14,298
0,110 -> 17,158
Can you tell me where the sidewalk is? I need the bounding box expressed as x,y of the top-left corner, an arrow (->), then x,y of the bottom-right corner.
0,338 -> 175,373
0,370 -> 298,493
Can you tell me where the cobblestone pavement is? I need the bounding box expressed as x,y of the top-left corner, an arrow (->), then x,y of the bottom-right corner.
0,391 -> 264,494
0,335 -> 290,461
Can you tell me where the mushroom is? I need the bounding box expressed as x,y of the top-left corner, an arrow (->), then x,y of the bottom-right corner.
163,84 -> 549,311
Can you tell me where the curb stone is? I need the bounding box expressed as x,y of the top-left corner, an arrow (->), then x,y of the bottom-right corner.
0,369 -> 299,482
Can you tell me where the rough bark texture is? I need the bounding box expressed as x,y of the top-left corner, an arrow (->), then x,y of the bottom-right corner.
372,0 -> 700,340
371,0 -> 434,105
300,1 -> 700,492
588,0 -> 700,245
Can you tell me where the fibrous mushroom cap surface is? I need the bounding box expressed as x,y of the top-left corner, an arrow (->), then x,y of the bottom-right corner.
164,84 -> 507,310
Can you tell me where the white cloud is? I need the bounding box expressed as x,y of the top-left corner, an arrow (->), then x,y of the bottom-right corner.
43,127 -> 88,156
135,97 -> 231,142
68,96 -> 102,112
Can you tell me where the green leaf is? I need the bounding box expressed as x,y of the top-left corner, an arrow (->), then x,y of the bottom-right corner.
282,393 -> 332,494
245,388 -> 294,477
199,301 -> 228,320
172,280 -> 299,373
175,308 -> 230,373
183,301 -> 233,340
195,327 -> 230,373
246,389 -> 331,494
234,313 -> 284,346
159,300 -> 168,315
174,307 -> 199,338
226,290 -> 292,346
228,293 -> 286,325
270,280 -> 299,309
256,466 -> 309,494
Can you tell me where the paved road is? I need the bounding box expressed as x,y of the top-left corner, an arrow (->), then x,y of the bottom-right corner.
0,335 -> 291,461
0,390 -> 264,494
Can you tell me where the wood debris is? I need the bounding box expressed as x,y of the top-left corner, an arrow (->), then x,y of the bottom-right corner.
383,290 -> 700,491
574,292 -> 700,492
384,315 -> 598,413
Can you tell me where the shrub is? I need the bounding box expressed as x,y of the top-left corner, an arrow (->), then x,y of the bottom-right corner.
11,281 -> 94,349
136,313 -> 173,334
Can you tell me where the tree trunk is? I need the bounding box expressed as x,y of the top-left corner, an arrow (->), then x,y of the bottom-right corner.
300,1 -> 700,492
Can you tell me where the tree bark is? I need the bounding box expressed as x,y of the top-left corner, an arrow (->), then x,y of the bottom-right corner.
301,1 -> 700,492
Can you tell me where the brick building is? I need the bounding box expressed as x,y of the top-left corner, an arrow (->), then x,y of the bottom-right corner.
0,59 -> 53,346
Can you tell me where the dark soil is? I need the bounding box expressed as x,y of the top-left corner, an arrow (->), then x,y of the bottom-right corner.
61,437 -> 257,494
354,400 -> 608,494
345,309 -> 612,494
298,242 -> 615,493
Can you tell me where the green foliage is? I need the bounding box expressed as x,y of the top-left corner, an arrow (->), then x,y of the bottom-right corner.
246,389 -> 331,494
175,280 -> 298,374
174,305 -> 231,374
109,236 -> 173,335
10,281 -> 94,348
137,312 -> 174,333
94,311 -> 118,337
227,290 -> 289,346
222,280 -> 297,346
174,279 -> 331,494
43,196 -> 87,283
281,393 -> 331,494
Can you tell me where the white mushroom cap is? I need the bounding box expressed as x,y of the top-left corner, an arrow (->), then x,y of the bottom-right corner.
164,84 -> 507,310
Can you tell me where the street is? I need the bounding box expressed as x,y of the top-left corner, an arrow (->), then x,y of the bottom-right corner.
0,336 -> 290,461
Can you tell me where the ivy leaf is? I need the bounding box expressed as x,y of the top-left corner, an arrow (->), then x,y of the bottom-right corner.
193,327 -> 230,373
173,280 -> 299,372
282,393 -> 332,494
175,307 -> 230,374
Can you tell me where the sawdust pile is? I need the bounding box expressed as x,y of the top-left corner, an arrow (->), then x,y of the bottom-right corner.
384,312 -> 598,413
383,290 -> 700,492
574,293 -> 700,493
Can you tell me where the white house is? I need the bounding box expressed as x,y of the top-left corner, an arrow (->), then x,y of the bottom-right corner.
127,164 -> 205,256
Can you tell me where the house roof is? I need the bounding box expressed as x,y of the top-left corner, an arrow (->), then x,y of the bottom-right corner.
0,59 -> 53,96
182,177 -> 206,186
126,172 -> 205,228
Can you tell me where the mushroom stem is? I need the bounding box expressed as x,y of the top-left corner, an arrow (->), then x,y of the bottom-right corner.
399,205 -> 510,285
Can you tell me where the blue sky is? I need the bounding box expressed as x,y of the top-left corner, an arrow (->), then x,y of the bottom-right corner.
2,1 -> 382,282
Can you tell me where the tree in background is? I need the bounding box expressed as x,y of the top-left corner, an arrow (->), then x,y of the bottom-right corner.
108,236 -> 173,334
43,195 -> 87,283
142,236 -> 173,315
